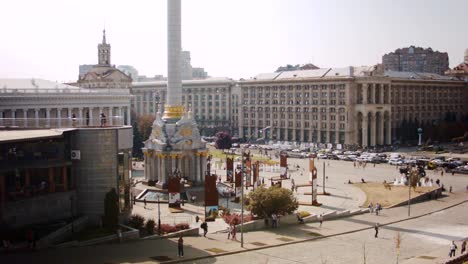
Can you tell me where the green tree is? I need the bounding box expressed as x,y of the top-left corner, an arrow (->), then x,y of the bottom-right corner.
132,123 -> 144,159
103,188 -> 119,230
215,131 -> 233,149
247,185 -> 298,219
137,115 -> 156,140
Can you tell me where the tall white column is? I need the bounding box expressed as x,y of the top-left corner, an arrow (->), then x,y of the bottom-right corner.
379,114 -> 384,145
370,114 -> 376,147
89,108 -> 93,126
35,108 -> 39,127
386,118 -> 392,145
362,84 -> 367,104
78,108 -> 83,126
166,0 -> 182,107
11,109 -> 16,127
109,107 -> 113,126
126,106 -> 130,125
371,84 -> 376,104
362,114 -> 368,147
23,109 -> 28,127
45,108 -> 50,127
57,108 -> 62,127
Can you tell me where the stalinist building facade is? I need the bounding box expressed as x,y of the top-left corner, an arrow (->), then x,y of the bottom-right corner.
238,65 -> 466,147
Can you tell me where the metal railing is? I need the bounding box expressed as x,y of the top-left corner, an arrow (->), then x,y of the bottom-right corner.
0,88 -> 131,95
0,117 -> 126,129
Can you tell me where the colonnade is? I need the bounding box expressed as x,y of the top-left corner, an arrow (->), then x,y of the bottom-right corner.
143,150 -> 208,186
358,111 -> 391,147
0,106 -> 131,127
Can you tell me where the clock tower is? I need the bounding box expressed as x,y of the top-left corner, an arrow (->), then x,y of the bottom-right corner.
98,29 -> 111,66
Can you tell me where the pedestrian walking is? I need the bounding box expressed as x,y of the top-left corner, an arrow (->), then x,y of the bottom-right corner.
178,235 -> 184,258
144,198 -> 147,209
117,228 -> 123,243
461,240 -> 466,254
441,170 -> 444,177
271,213 -> 277,228
195,215 -> 200,223
368,202 -> 373,213
449,241 -> 458,257
201,221 -> 208,237
449,186 -> 453,193
374,223 -> 379,238
319,214 -> 323,227
231,225 -> 237,240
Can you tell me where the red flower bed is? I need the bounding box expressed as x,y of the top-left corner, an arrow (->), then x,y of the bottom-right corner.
223,213 -> 254,225
159,223 -> 190,234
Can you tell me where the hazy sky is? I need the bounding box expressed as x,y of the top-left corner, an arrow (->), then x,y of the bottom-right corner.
1,0 -> 466,82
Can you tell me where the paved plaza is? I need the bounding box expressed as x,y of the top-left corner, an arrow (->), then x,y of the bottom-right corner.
2,151 -> 468,264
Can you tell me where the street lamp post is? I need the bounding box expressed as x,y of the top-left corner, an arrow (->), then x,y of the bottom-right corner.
241,149 -> 245,248
417,128 -> 423,146
69,196 -> 74,234
157,194 -> 161,235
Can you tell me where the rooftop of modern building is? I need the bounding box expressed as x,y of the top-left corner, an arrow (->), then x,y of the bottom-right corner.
0,78 -> 131,95
240,66 -> 464,83
0,129 -> 73,143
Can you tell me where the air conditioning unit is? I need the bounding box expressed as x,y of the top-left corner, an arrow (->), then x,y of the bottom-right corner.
71,150 -> 81,160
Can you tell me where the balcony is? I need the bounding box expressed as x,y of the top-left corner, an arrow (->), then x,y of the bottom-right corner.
0,116 -> 125,129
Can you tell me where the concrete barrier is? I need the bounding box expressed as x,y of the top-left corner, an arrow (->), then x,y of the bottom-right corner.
322,211 -> 337,219
141,227 -> 200,240
38,216 -> 88,248
77,224 -> 139,247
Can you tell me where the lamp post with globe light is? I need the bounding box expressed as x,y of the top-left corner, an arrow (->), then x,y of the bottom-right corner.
417,128 -> 423,146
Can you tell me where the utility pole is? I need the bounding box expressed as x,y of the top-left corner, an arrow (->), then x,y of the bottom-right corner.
241,150 -> 245,248
408,170 -> 412,217
323,162 -> 326,194
157,195 -> 161,235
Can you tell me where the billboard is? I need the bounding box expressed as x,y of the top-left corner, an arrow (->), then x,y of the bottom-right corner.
226,157 -> 234,183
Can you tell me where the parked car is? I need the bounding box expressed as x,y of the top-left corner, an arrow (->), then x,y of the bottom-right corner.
317,153 -> 328,159
389,158 -> 404,165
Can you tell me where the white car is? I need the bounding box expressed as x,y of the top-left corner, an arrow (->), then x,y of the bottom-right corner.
317,153 -> 328,159
389,159 -> 403,165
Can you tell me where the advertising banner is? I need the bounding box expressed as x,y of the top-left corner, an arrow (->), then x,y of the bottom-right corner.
226,157 -> 234,183
204,173 -> 219,218
280,152 -> 288,178
167,176 -> 181,208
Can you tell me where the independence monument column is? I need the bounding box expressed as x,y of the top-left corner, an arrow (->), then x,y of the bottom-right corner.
163,0 -> 184,121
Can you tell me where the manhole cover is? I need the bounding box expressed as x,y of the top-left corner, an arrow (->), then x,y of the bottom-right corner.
150,256 -> 173,261
251,242 -> 267,246
418,256 -> 436,260
276,237 -> 294,242
206,248 -> 228,254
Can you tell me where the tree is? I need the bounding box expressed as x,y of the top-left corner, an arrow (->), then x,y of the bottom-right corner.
103,188 -> 119,230
247,185 -> 298,219
215,131 -> 232,149
137,115 -> 156,141
132,123 -> 144,159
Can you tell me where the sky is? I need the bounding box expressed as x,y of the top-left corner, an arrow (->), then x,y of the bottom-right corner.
0,0 -> 467,82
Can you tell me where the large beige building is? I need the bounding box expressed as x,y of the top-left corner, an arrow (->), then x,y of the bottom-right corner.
131,78 -> 238,135
238,66 -> 467,147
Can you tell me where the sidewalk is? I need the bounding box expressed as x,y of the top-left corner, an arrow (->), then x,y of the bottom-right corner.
2,192 -> 466,264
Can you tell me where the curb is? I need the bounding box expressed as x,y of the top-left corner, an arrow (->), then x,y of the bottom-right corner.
162,198 -> 468,264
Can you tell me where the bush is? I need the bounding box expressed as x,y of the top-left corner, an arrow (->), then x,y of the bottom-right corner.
128,214 -> 145,230
160,224 -> 177,234
175,223 -> 190,231
222,213 -> 253,226
247,186 -> 298,219
146,219 -> 155,235
298,211 -> 311,218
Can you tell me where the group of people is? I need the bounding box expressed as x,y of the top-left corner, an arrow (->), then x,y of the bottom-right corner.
227,224 -> 237,240
354,161 -> 369,169
449,240 -> 466,258
368,202 -> 382,215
